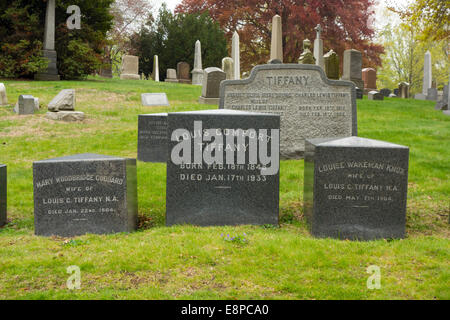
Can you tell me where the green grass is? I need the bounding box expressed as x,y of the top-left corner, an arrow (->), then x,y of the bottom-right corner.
0,77 -> 448,300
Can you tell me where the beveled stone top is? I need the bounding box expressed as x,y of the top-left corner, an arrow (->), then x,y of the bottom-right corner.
140,113 -> 168,117
170,109 -> 277,117
35,153 -> 130,163
307,136 -> 409,149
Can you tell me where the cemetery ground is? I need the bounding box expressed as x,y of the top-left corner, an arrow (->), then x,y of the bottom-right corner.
0,78 -> 448,300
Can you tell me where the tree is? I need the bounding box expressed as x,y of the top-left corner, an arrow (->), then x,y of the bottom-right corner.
131,4 -> 228,79
176,0 -> 384,73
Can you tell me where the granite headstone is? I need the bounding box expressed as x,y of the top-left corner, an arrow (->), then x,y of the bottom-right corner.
165,69 -> 178,83
379,88 -> 391,97
14,95 -> 35,115
304,136 -> 409,240
138,113 -> 168,163
341,49 -> 364,89
120,55 -> 140,80
199,67 -> 226,105
368,91 -> 384,100
177,62 -> 191,84
323,50 -> 339,80
141,93 -> 170,107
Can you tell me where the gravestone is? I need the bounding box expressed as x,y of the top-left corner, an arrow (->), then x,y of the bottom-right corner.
389,93 -> 397,98
99,65 -> 113,78
422,51 -> 432,96
166,109 -> 280,226
232,31 -> 240,79
379,88 -> 391,97
362,68 -> 377,94
313,24 -> 324,70
141,93 -> 170,107
298,39 -> 315,65
356,87 -> 363,99
191,40 -> 203,85
426,88 -> 438,101
269,15 -> 283,63
46,111 -> 85,122
368,91 -> 384,100
341,49 -> 364,89
35,0 -> 60,81
33,153 -> 138,237
152,55 -> 160,82
222,57 -> 234,80
435,85 -> 448,110
120,55 -> 140,80
165,69 -> 178,83
304,136 -> 409,240
48,89 -> 75,111
0,83 -> 8,106
138,113 -> 168,163
0,164 -> 6,227
199,67 -> 226,105
220,64 -> 357,159
14,95 -> 35,115
323,50 -> 339,80
177,62 -> 191,84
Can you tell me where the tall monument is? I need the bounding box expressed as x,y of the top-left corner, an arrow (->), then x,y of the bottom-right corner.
232,31 -> 240,79
313,24 -> 324,70
269,15 -> 283,63
191,40 -> 203,85
35,0 -> 60,81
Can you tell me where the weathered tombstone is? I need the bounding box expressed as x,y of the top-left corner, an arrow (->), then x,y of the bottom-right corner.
269,15 -> 283,63
313,24 -> 324,70
0,164 -> 6,227
398,83 -> 410,98
34,97 -> 40,110
152,55 -> 159,82
435,85 -> 448,110
166,109 -> 280,226
222,57 -> 234,80
138,113 -> 168,163
232,31 -> 240,79
141,93 -> 170,107
191,40 -> 203,85
304,136 -> 409,240
165,69 -> 178,83
368,90 -> 384,100
0,83 -> 8,106
426,87 -> 438,101
323,50 -> 339,80
298,39 -> 316,65
34,0 -> 60,81
356,87 -> 363,99
33,153 -> 138,237
46,111 -> 85,122
379,88 -> 391,97
199,67 -> 226,105
220,64 -> 357,158
362,68 -> 377,94
48,89 -> 75,111
14,95 -> 35,115
120,55 -> 140,80
177,62 -> 191,84
99,64 -> 113,78
341,49 -> 364,89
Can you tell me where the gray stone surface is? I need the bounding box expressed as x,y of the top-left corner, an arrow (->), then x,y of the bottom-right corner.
191,40 -> 203,85
313,24 -> 324,70
141,93 -> 170,107
0,83 -> 8,106
232,31 -> 240,79
414,93 -> 427,100
426,88 -> 438,101
422,51 -> 432,95
323,50 -> 339,80
45,111 -> 85,122
165,68 -> 178,83
304,136 -> 409,240
14,95 -> 35,115
389,93 -> 397,98
435,85 -> 448,110
177,62 -> 191,84
120,55 -> 140,80
443,110 -> 450,116
356,87 -> 363,99
0,164 -> 6,227
270,15 -> 283,63
138,113 -> 168,163
34,97 -> 40,110
220,64 -> 357,159
222,57 -> 234,80
166,109 -> 280,226
48,89 -> 75,111
341,49 -> 364,89
380,88 -> 391,97
368,91 -> 384,100
152,55 -> 159,82
199,67 -> 226,105
33,153 -> 138,237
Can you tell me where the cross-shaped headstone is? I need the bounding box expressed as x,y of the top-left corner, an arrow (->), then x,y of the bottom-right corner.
314,24 -> 323,40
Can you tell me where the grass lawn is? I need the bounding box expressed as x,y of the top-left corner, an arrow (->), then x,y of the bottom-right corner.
0,77 -> 448,300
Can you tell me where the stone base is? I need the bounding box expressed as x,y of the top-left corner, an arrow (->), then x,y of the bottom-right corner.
198,96 -> 219,105
35,50 -> 60,81
165,79 -> 179,83
45,111 -> 85,122
178,79 -> 192,85
363,88 -> 377,95
341,77 -> 364,90
414,93 -> 427,100
35,73 -> 60,81
120,74 -> 140,80
191,69 -> 204,86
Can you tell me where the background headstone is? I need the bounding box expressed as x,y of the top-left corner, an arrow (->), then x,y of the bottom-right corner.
422,51 -> 432,96
199,67 -> 226,105
222,57 -> 234,80
0,83 -> 8,106
99,65 -> 113,78
341,49 -> 364,89
269,15 -> 283,63
141,93 -> 170,106
435,84 -> 448,110
220,64 -> 357,158
355,87 -> 363,99
313,24 -> 324,70
120,55 -> 140,80
166,109 -> 280,226
0,164 -> 6,227
304,136 -> 409,240
362,68 -> 377,94
298,39 -> 315,65
48,89 -> 75,111
368,90 -> 384,100
426,87 -> 438,101
14,95 -> 35,115
138,113 -> 168,163
152,55 -> 160,82
177,62 -> 191,84
33,153 -> 138,237
232,31 -> 241,79
165,69 -> 178,83
191,40 -> 203,85
323,50 -> 339,80
379,88 -> 391,97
